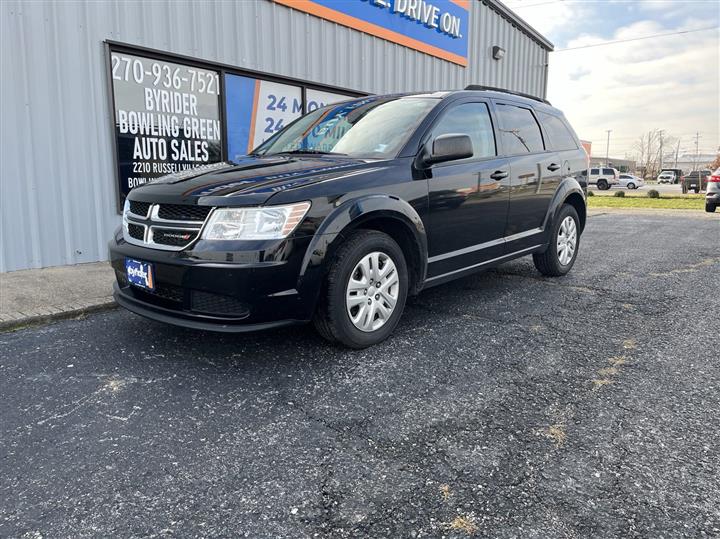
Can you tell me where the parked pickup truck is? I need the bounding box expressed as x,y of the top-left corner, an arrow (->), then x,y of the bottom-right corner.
682,170 -> 711,193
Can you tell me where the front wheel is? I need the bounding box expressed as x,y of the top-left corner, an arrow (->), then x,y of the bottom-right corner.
533,204 -> 580,277
627,182 -> 636,190
706,203 -> 717,213
313,230 -> 408,348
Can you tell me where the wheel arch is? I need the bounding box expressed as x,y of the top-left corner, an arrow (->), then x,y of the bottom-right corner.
299,195 -> 428,297
546,178 -> 587,234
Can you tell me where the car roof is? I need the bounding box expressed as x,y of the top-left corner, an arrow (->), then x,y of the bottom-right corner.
360,88 -> 564,116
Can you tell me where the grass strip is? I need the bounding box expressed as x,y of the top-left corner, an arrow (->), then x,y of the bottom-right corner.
587,196 -> 704,210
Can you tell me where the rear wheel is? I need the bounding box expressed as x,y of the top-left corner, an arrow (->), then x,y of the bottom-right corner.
313,230 -> 408,348
706,203 -> 717,213
597,179 -> 609,190
533,204 -> 580,277
627,182 -> 636,190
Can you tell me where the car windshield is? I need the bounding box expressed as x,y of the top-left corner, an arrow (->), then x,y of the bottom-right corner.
253,96 -> 438,160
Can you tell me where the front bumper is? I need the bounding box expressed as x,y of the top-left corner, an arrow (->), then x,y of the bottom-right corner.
109,230 -> 320,332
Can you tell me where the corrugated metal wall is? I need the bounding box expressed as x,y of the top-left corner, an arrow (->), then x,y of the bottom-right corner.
0,0 -> 550,272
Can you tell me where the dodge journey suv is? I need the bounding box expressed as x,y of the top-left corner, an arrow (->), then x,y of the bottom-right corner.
110,87 -> 588,348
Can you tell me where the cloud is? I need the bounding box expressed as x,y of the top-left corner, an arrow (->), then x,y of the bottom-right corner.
501,2 -> 719,158
501,0 -> 582,36
544,22 -> 718,157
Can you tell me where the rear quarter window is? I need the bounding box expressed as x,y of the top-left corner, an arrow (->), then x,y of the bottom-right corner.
538,112 -> 578,151
495,104 -> 545,154
602,168 -> 614,175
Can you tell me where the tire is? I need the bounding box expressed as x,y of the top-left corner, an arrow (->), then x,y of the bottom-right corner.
706,203 -> 717,213
694,188 -> 700,194
313,230 -> 408,348
627,182 -> 635,190
597,179 -> 608,190
533,204 -> 580,277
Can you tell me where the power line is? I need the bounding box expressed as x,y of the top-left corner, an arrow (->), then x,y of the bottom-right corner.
553,25 -> 718,52
510,0 -> 563,9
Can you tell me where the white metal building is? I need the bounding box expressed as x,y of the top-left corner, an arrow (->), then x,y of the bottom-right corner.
0,0 -> 552,272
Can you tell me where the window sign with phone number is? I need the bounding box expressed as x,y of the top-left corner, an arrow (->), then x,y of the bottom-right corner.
109,52 -> 223,198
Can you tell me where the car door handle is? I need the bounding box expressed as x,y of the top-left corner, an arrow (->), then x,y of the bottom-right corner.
547,163 -> 560,172
490,170 -> 508,180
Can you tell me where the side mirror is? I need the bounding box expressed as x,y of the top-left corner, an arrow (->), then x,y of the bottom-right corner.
424,134 -> 473,165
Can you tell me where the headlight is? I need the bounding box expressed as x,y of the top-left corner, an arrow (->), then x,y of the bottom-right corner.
202,202 -> 311,241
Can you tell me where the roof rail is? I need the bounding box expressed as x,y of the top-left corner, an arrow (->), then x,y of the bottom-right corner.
464,85 -> 551,105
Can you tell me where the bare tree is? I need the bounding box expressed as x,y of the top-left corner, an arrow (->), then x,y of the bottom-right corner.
632,129 -> 678,179
708,153 -> 720,171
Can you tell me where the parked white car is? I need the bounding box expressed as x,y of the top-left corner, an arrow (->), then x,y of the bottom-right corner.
657,171 -> 676,184
618,174 -> 644,189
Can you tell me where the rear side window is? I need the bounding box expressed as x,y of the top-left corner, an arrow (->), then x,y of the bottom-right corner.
591,168 -> 599,175
496,104 -> 544,154
538,112 -> 578,151
430,102 -> 496,159
602,168 -> 614,175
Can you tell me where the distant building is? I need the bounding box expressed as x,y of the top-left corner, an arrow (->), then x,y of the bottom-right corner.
589,157 -> 636,173
661,153 -> 716,173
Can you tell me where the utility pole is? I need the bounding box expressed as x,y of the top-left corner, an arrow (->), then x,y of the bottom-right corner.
674,139 -> 680,168
605,130 -> 612,166
659,131 -> 664,171
693,132 -> 700,171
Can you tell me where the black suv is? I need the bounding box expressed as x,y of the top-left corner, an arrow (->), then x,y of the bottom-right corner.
110,88 -> 587,348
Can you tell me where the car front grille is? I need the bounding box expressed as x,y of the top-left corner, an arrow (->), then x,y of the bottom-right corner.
191,291 -> 250,317
129,200 -> 151,218
128,223 -> 145,241
158,204 -> 212,222
123,202 -> 212,251
151,228 -> 200,247
154,284 -> 185,303
130,284 -> 185,310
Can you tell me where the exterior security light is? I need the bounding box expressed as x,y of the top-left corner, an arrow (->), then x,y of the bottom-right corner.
492,46 -> 505,60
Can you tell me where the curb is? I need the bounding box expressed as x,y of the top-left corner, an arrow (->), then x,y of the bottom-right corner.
0,299 -> 118,332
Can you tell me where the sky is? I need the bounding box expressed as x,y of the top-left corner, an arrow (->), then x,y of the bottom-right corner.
501,0 -> 720,160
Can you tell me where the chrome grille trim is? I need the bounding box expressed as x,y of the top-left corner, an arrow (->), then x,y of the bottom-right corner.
123,203 -> 214,251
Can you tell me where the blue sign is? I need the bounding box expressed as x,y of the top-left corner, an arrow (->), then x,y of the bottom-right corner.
272,0 -> 469,66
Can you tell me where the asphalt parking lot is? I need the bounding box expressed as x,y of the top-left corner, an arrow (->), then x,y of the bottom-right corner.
2,210 -> 719,538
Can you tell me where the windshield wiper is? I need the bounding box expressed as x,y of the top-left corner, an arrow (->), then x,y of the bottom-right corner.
274,149 -> 348,156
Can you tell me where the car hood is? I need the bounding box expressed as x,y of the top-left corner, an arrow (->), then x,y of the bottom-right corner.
128,155 -> 387,206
